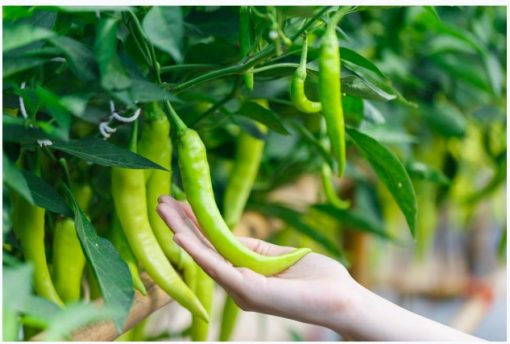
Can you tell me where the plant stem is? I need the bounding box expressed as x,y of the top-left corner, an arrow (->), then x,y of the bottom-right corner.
253,63 -> 299,74
160,64 -> 219,74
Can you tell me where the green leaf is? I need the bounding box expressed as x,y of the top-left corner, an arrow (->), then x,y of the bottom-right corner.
142,7 -> 184,62
58,6 -> 132,12
359,123 -> 417,144
50,36 -> 98,82
341,47 -> 386,78
421,103 -> 466,138
16,295 -> 60,329
43,303 -> 120,341
312,204 -> 400,242
21,171 -> 72,217
3,49 -> 54,77
249,203 -> 344,258
406,161 -> 450,186
341,75 -> 396,102
235,101 -> 289,135
3,153 -> 34,204
3,22 -> 55,52
65,185 -> 133,332
342,95 -> 364,126
95,18 -> 132,91
347,127 -> 417,237
35,87 -> 72,136
2,123 -> 52,144
482,52 -> 503,97
3,263 -> 34,312
233,117 -> 268,140
423,6 -> 440,21
49,137 -> 167,170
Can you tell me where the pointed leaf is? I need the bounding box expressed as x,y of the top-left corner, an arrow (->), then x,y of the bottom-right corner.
21,171 -> 72,217
3,22 -> 55,52
50,36 -> 98,82
341,47 -> 386,78
142,7 -> 184,62
65,185 -> 133,332
48,137 -> 167,170
312,204 -> 401,242
3,153 -> 34,204
235,101 -> 289,135
347,127 -> 417,237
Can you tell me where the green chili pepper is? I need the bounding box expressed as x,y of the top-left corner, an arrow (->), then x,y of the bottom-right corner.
3,310 -> 19,341
52,183 -> 91,303
290,35 -> 322,113
321,163 -> 350,209
319,10 -> 348,177
11,191 -> 63,307
138,103 -> 193,273
176,124 -> 311,275
109,213 -> 147,296
240,6 -> 254,90
219,296 -> 239,341
224,123 -> 268,229
111,121 -> 208,321
190,266 -> 215,341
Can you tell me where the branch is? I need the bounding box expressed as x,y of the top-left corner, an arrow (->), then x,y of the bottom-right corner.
30,273 -> 173,341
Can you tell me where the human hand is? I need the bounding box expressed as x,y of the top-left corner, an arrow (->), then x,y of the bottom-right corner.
156,196 -> 359,332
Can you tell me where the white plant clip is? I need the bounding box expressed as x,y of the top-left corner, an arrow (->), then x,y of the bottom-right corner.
111,108 -> 141,123
99,122 -> 116,139
99,100 -> 140,139
37,139 -> 53,147
19,82 -> 28,119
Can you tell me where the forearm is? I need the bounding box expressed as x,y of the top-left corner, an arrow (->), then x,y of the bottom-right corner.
329,282 -> 484,341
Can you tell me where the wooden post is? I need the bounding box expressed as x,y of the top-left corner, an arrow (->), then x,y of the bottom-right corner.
31,273 -> 173,341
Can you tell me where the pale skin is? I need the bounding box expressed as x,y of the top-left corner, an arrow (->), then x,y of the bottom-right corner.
156,196 -> 483,341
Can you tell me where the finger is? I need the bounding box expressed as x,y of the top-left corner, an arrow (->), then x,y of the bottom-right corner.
158,196 -> 203,237
174,232 -> 245,293
237,236 -> 296,256
156,202 -> 212,249
176,200 -> 201,229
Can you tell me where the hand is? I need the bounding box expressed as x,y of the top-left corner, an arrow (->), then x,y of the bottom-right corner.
156,196 -> 359,332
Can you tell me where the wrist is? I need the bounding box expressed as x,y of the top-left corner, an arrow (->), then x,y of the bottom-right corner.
324,277 -> 368,339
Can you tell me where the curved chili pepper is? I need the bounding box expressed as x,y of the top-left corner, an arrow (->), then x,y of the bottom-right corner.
52,183 -> 92,303
321,163 -> 350,209
319,10 -> 347,177
290,35 -> 322,113
177,127 -> 311,276
11,193 -> 63,306
111,122 -> 208,321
